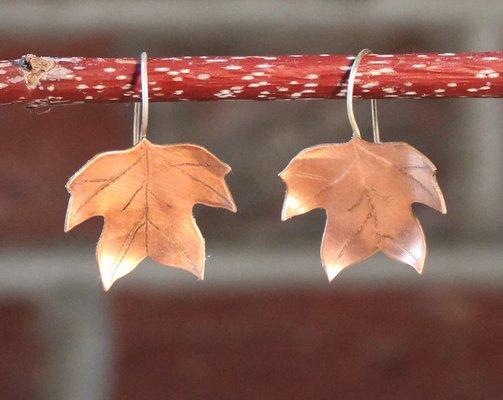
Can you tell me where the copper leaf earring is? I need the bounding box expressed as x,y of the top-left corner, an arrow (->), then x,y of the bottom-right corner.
65,52 -> 236,290
280,49 -> 446,281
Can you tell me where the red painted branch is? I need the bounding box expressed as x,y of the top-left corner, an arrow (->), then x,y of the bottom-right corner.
0,52 -> 502,107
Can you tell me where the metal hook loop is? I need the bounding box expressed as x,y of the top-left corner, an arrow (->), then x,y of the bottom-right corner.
346,48 -> 380,142
133,52 -> 149,145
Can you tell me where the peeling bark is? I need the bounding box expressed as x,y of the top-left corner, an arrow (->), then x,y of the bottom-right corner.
21,54 -> 56,89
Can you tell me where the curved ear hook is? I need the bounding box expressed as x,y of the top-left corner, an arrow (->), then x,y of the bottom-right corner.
346,49 -> 380,143
133,52 -> 149,145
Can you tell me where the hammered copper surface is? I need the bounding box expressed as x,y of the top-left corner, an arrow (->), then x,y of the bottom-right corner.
65,139 -> 236,290
280,137 -> 446,281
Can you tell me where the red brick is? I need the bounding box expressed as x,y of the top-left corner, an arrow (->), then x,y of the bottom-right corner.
113,287 -> 503,399
0,301 -> 41,400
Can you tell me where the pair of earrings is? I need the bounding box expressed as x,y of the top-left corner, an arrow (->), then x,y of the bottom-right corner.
65,50 -> 446,290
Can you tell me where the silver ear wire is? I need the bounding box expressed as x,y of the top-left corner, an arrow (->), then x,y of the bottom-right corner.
371,95 -> 380,143
346,49 -> 380,142
133,52 -> 149,144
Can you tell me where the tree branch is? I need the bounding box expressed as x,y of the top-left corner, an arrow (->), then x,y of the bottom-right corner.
0,52 -> 501,107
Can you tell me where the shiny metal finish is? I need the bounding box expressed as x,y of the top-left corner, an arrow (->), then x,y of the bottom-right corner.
133,52 -> 149,144
280,137 -> 446,281
346,48 -> 380,142
65,139 -> 236,290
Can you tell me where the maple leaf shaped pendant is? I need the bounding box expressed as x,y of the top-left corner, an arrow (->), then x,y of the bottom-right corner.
65,139 -> 236,290
280,137 -> 446,281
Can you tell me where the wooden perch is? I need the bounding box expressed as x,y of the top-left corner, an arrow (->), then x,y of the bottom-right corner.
0,51 -> 501,107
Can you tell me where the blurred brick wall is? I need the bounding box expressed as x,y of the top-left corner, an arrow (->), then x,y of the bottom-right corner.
1,288 -> 501,399
113,288 -> 503,400
0,3 -> 502,399
0,301 -> 41,400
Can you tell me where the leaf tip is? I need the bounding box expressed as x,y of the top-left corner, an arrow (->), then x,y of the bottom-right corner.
102,280 -> 114,292
414,261 -> 425,275
324,261 -> 345,282
63,214 -> 74,232
97,251 -> 141,293
228,199 -> 238,213
193,264 -> 205,281
63,220 -> 74,233
280,200 -> 291,221
281,193 -> 309,221
439,197 -> 447,215
100,267 -> 118,292
404,252 -> 425,275
280,207 -> 288,221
